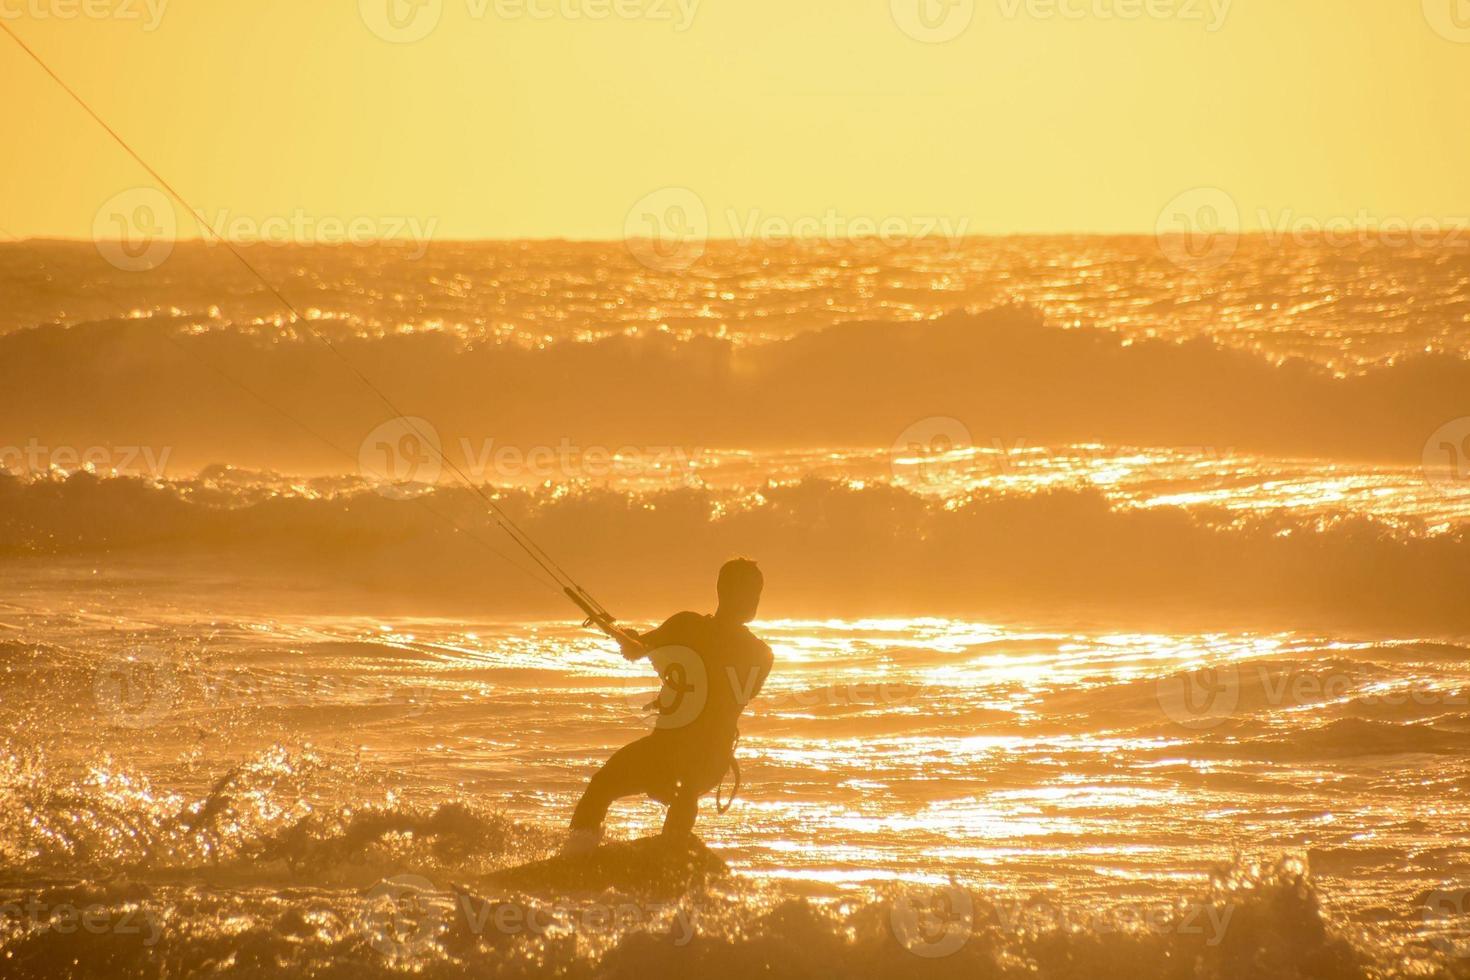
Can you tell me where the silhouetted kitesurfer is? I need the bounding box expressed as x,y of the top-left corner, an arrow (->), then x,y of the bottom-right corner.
566,559 -> 772,854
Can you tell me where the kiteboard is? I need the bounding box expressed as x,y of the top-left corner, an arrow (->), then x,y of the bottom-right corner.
459,834 -> 727,898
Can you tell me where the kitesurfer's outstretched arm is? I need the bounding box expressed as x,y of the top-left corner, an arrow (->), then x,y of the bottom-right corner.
617,631 -> 650,661
619,611 -> 706,662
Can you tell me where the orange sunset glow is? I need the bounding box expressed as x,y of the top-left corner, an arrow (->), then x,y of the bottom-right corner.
1,3 -> 1469,979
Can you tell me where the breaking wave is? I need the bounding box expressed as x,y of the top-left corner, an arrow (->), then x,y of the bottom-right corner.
2,308 -> 1469,473
2,471 -> 1468,629
0,749 -> 1449,980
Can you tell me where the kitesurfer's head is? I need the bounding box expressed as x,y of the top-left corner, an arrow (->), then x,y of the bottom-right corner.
716,558 -> 763,624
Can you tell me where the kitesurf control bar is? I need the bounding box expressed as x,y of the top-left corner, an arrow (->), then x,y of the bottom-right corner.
565,587 -> 640,647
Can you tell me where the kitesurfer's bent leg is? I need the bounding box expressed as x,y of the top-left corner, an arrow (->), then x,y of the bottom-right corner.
662,782 -> 699,837
569,734 -> 670,838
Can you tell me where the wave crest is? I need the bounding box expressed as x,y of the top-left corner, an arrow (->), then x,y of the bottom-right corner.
2,472 -> 1468,628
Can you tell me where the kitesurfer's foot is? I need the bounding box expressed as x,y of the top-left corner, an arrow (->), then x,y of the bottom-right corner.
658,827 -> 701,852
562,827 -> 603,856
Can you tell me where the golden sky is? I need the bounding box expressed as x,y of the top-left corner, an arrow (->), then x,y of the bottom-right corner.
3,0 -> 1468,240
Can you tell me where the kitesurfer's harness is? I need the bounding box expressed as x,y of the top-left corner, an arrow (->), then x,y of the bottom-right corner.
716,733 -> 741,814
637,657 -> 742,815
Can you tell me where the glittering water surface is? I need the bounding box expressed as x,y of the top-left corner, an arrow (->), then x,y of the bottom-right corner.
5,237 -> 1469,370
2,596 -> 1468,976
2,238 -> 1469,976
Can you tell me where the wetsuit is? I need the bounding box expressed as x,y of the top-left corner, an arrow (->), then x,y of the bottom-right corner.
570,611 -> 773,836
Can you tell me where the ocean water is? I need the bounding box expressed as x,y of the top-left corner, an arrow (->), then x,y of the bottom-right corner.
1,239 -> 1469,977
5,237 -> 1469,369
3,599 -> 1469,977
